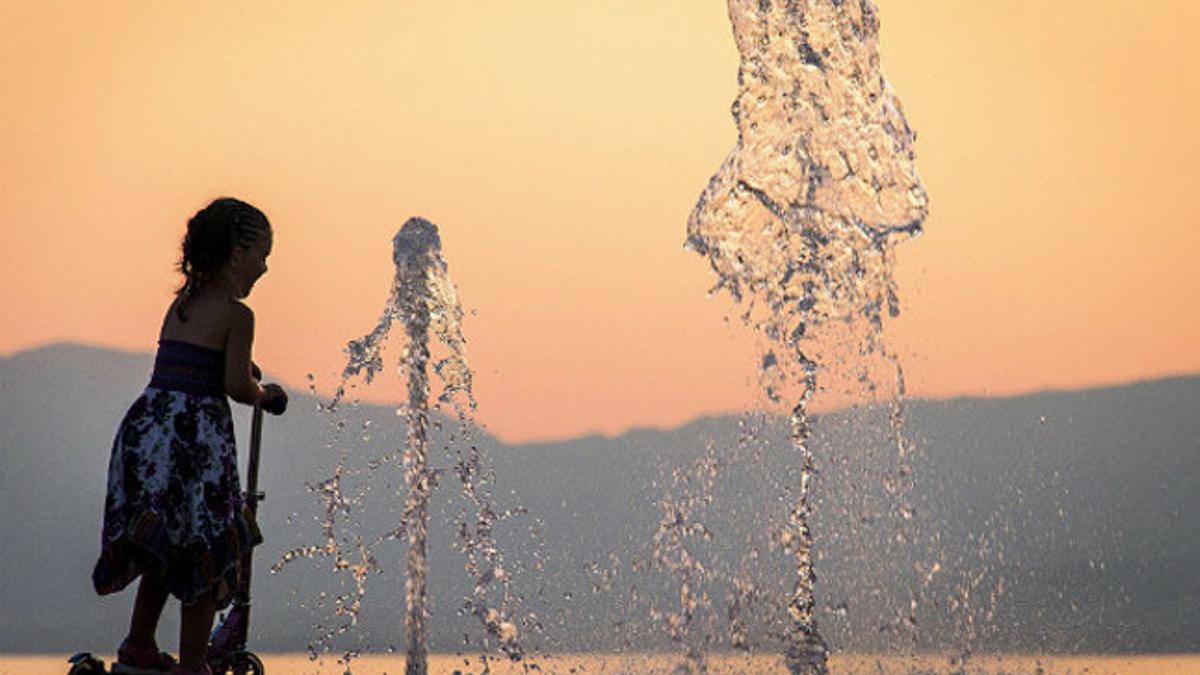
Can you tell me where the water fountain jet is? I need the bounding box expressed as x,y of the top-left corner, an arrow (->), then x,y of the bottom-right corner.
689,1 -> 929,671
278,217 -> 522,673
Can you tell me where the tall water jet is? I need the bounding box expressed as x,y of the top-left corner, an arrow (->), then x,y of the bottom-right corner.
688,1 -> 928,672
395,220 -> 437,675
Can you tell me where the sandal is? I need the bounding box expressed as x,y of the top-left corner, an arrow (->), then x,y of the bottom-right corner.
113,638 -> 177,674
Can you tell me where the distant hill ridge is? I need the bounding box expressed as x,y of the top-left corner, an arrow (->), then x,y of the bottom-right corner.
6,340 -> 1196,440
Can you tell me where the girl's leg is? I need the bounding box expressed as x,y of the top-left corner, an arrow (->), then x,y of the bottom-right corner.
127,572 -> 170,649
179,590 -> 217,671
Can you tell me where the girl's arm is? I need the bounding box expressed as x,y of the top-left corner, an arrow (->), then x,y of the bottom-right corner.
224,302 -> 265,405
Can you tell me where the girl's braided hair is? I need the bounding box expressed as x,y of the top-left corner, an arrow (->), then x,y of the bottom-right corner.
176,197 -> 271,321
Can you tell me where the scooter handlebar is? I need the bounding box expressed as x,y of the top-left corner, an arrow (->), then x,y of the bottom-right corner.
250,363 -> 287,415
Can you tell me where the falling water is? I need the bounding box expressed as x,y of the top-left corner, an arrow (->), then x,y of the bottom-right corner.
688,1 -> 928,672
275,217 -> 522,673
650,441 -> 720,675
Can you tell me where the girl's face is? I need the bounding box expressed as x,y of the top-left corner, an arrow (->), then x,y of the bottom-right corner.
226,230 -> 273,299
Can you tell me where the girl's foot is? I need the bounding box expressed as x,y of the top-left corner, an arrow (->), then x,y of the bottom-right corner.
112,638 -> 177,674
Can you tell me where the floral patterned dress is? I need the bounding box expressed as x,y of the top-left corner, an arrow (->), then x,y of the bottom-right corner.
93,339 -> 261,609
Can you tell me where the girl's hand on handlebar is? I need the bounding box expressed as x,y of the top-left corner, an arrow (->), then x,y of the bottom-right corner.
261,383 -> 288,415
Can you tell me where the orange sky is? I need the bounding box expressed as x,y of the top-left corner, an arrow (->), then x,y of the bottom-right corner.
2,1 -> 1198,443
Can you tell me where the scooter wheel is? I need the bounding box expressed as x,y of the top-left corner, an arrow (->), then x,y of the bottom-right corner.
67,653 -> 106,674
222,651 -> 264,675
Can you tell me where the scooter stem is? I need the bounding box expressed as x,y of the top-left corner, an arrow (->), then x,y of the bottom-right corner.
209,403 -> 264,659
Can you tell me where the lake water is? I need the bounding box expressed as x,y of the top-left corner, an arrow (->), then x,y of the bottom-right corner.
9,653 -> 1199,674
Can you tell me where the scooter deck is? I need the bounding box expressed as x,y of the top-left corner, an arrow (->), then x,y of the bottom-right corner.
111,662 -> 174,675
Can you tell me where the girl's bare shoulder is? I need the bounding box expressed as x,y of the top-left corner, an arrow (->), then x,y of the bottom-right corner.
159,294 -> 247,350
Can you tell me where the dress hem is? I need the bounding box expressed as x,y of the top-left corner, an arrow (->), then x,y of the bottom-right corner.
93,506 -> 263,609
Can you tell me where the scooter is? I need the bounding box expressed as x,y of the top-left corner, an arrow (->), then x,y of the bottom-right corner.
70,395 -> 278,675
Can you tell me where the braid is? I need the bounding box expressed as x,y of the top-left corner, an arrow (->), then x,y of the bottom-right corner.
175,197 -> 271,322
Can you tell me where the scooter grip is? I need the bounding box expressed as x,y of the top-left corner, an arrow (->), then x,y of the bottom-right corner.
262,392 -> 288,416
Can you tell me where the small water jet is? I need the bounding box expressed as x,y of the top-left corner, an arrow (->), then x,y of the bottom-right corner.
276,217 -> 522,673
689,0 -> 928,671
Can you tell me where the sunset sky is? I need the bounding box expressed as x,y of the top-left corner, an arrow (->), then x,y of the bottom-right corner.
2,1 -> 1198,443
